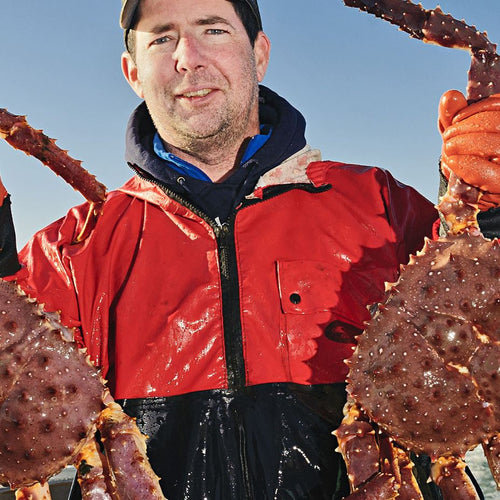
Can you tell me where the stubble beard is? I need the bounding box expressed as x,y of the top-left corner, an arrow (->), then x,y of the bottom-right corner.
148,86 -> 259,165
146,60 -> 260,165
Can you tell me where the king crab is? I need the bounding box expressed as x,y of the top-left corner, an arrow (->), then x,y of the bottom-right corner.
0,110 -> 166,499
336,1 -> 500,499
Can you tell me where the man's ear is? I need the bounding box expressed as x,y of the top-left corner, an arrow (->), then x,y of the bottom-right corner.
121,51 -> 145,99
253,32 -> 271,83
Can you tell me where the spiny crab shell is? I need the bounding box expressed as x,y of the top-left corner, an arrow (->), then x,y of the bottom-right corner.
347,232 -> 500,459
0,278 -> 105,488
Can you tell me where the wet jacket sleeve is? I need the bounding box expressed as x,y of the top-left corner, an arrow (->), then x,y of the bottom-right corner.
0,196 -> 21,277
477,207 -> 500,239
11,208 -> 85,340
373,167 -> 438,262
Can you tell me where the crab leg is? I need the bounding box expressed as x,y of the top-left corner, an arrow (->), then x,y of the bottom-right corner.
380,438 -> 423,498
342,0 -> 500,101
436,172 -> 482,234
14,482 -> 51,500
76,439 -> 117,500
343,473 -> 399,499
0,109 -> 107,204
482,434 -> 500,488
0,108 -> 107,242
335,403 -> 424,498
334,403 -> 382,489
431,457 -> 481,500
342,0 -> 495,51
97,402 -> 165,500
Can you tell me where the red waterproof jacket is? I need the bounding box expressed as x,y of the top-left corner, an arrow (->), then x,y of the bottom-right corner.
10,85 -> 487,498
15,150 -> 437,400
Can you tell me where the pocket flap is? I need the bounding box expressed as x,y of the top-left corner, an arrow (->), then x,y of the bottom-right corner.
277,260 -> 340,314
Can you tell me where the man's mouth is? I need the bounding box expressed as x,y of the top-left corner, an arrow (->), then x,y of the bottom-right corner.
180,89 -> 212,98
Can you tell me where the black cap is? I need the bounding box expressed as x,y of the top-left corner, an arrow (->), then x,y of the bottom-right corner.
120,0 -> 262,31
241,0 -> 263,31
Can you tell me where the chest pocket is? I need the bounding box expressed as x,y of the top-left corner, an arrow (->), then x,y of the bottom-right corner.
276,260 -> 359,385
277,260 -> 342,314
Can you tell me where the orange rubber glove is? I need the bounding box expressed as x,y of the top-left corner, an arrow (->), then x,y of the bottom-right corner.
439,89 -> 500,210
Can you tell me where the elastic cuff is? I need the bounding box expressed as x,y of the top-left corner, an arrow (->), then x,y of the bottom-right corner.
0,185 -> 8,207
477,206 -> 500,239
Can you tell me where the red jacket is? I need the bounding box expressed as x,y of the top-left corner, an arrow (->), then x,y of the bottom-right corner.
15,152 -> 437,400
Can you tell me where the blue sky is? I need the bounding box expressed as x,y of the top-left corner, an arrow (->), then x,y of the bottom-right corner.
0,1 -> 499,245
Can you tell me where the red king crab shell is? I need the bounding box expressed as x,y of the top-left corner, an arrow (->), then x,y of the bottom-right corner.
347,232 -> 500,460
0,279 -> 105,488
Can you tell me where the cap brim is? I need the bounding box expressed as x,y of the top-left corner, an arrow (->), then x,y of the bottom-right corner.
245,0 -> 263,30
120,0 -> 139,29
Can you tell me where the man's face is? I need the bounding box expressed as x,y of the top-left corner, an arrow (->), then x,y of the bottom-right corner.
122,0 -> 270,156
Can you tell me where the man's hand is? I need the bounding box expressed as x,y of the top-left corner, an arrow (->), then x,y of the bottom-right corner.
439,89 -> 500,210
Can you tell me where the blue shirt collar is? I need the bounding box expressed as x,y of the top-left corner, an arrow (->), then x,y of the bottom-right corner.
153,125 -> 273,183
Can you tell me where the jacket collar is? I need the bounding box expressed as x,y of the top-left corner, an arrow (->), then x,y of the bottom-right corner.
248,146 -> 322,199
119,146 -> 327,213
123,86 -> 315,219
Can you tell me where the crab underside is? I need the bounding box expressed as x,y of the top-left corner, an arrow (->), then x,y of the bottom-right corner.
339,233 -> 500,498
0,279 -> 165,499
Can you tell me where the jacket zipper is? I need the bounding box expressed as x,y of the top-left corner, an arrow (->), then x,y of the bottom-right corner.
130,166 -> 247,390
213,216 -> 246,390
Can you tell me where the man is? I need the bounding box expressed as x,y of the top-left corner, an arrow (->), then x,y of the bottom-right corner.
121,0 -> 271,184
1,0 -> 499,498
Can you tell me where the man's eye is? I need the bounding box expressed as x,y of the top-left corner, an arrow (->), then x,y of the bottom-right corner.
152,36 -> 171,45
207,29 -> 228,35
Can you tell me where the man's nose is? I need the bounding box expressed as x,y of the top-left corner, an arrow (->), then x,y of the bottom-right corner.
173,36 -> 205,73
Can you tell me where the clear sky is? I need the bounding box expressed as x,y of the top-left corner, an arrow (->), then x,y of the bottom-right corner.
0,1 -> 499,246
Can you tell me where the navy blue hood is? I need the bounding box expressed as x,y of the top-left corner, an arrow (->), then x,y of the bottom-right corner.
124,85 -> 307,221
